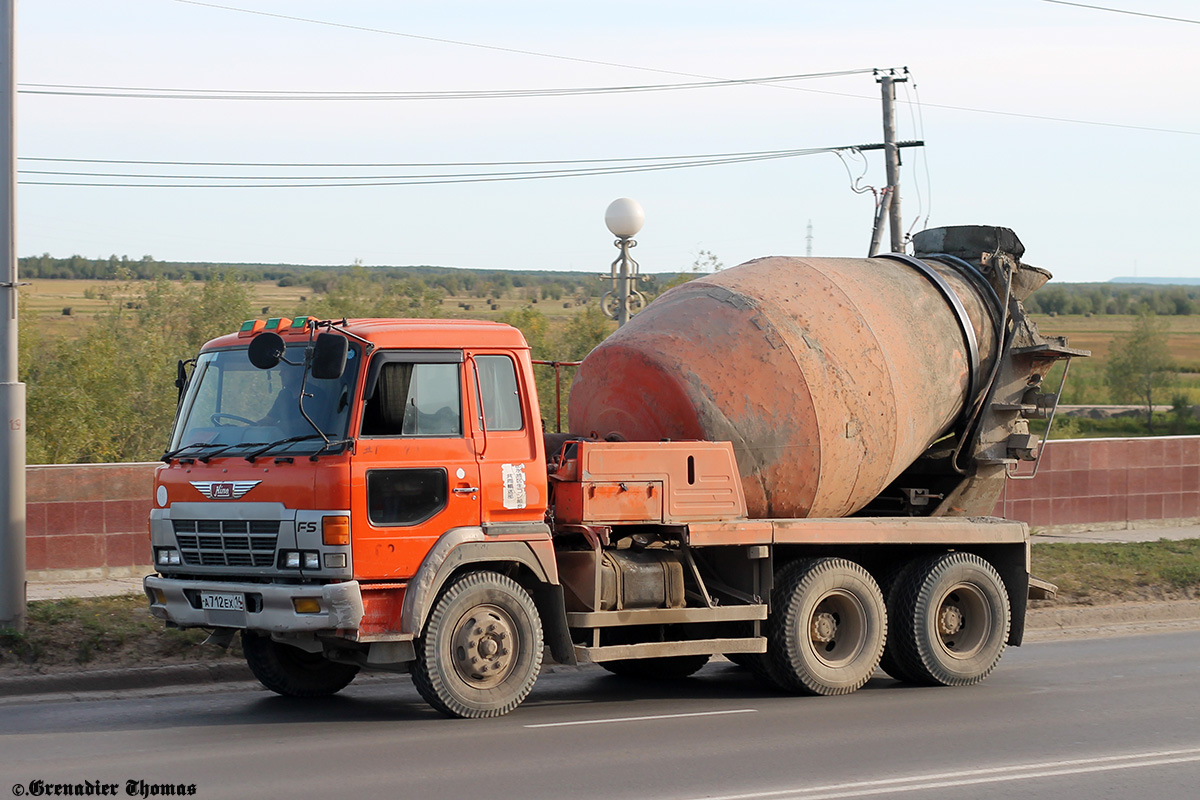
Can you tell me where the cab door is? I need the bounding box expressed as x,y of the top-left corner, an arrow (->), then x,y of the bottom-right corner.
466,349 -> 548,525
350,350 -> 481,580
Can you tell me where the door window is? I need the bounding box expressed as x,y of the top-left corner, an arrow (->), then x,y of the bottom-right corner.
475,354 -> 524,432
361,362 -> 462,437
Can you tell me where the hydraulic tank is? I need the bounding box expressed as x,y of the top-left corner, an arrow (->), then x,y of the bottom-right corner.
568,254 -> 1001,519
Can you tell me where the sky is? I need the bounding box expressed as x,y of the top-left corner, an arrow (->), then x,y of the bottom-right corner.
13,0 -> 1200,283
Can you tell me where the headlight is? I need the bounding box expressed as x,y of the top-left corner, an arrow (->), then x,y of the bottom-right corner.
156,547 -> 181,566
279,550 -> 321,570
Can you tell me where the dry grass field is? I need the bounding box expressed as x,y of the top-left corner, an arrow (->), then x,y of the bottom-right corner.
21,277 -> 604,343
1034,313 -> 1200,368
21,280 -> 1200,373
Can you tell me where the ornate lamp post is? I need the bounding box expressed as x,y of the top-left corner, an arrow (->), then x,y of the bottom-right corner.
602,198 -> 646,327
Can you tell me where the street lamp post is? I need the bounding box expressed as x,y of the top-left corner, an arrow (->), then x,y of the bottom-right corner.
603,198 -> 645,327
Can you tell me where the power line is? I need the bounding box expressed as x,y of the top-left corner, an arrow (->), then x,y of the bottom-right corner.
18,147 -> 838,169
174,0 -> 874,93
16,70 -> 877,101
17,144 -> 873,188
1040,0 -> 1200,25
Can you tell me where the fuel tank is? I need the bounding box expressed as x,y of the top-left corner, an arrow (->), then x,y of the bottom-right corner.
568,250 -> 1004,519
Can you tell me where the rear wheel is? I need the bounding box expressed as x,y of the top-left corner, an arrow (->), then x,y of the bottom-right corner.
600,654 -> 711,680
769,558 -> 886,696
413,571 -> 544,718
878,559 -> 924,683
887,552 -> 1010,686
242,630 -> 359,697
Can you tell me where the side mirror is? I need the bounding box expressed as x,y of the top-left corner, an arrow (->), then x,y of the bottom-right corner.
175,359 -> 194,403
248,331 -> 286,370
311,333 -> 348,380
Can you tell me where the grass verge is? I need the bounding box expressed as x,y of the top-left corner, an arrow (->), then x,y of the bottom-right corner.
1032,538 -> 1200,603
0,595 -> 243,673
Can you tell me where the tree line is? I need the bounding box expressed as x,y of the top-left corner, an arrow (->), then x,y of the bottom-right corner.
1024,283 -> 1199,316
18,253 -> 666,302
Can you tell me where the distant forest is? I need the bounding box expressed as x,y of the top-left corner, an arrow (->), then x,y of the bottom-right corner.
18,253 -> 1200,315
17,253 -> 666,302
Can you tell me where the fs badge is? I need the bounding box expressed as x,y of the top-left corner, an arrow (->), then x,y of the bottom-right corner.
190,480 -> 261,500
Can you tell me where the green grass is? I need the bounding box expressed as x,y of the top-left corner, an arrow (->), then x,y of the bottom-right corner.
1032,538 -> 1200,600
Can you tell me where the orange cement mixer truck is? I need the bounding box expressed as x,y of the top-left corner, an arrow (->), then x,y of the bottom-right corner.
145,225 -> 1085,717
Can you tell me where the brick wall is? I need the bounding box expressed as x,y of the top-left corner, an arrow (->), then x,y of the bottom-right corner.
993,436 -> 1200,531
25,462 -> 157,581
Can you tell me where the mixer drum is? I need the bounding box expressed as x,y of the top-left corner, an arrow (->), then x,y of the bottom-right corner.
568,255 -> 999,518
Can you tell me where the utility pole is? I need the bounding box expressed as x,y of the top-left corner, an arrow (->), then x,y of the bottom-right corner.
877,68 -> 908,254
805,219 -> 813,258
0,0 -> 23,633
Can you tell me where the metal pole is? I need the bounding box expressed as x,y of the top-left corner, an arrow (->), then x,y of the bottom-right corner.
867,188 -> 893,257
616,238 -> 631,327
878,71 -> 907,254
0,0 -> 25,633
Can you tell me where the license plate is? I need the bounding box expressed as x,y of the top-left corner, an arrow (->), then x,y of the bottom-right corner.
201,591 -> 246,612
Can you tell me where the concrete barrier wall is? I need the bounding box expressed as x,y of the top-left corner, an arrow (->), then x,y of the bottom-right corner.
21,436 -> 1199,581
993,436 -> 1199,530
25,462 -> 158,581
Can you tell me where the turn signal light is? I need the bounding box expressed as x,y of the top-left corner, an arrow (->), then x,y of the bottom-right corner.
323,516 -> 350,546
292,598 -> 321,614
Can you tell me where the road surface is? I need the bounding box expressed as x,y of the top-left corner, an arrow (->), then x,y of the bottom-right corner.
2,630 -> 1198,800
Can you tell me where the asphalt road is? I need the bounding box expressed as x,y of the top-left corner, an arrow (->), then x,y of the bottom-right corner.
1,631 -> 1198,800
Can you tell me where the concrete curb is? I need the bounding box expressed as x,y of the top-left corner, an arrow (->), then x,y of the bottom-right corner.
2,601 -> 1198,699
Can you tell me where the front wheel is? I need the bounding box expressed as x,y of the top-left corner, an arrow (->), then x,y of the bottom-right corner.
242,630 -> 359,697
886,552 -> 1011,686
413,571 -> 544,719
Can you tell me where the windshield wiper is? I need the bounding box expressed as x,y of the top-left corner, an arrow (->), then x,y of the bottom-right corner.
243,434 -> 325,462
198,441 -> 272,463
161,442 -> 226,462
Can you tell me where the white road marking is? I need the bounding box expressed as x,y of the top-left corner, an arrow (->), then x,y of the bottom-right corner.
524,708 -> 758,728
693,746 -> 1200,800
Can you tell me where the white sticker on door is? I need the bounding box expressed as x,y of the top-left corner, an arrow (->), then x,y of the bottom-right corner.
501,463 -> 527,509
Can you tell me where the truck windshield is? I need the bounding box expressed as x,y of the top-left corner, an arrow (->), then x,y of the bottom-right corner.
168,343 -> 360,459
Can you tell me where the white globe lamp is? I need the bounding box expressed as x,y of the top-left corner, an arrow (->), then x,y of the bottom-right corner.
605,197 -> 644,239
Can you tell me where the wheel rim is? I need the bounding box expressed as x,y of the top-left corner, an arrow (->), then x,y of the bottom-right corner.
449,603 -> 518,689
933,582 -> 991,660
805,589 -> 868,669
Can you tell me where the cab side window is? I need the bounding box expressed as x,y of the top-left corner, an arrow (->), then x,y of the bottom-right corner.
475,355 -> 523,432
361,362 -> 462,437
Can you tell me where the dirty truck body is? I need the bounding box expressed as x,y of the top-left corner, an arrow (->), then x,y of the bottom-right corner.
146,226 -> 1083,718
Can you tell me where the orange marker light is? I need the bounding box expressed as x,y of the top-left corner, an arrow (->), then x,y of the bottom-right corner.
322,516 -> 351,546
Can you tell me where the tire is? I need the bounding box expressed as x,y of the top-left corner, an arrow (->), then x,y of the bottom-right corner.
887,552 -> 1011,687
242,630 -> 359,698
878,559 -> 924,683
412,571 -> 544,719
769,557 -> 887,696
600,654 -> 711,679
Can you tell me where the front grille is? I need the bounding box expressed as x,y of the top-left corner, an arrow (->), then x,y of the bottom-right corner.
173,519 -> 280,567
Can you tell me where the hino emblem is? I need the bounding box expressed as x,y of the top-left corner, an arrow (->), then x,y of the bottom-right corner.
190,480 -> 261,500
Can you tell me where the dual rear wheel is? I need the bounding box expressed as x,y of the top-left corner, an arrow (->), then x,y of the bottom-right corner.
747,553 -> 1010,695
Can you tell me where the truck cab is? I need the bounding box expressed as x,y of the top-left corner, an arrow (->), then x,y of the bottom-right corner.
146,318 -> 557,704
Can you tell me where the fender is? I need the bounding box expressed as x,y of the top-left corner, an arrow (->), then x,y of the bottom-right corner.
400,524 -> 560,637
